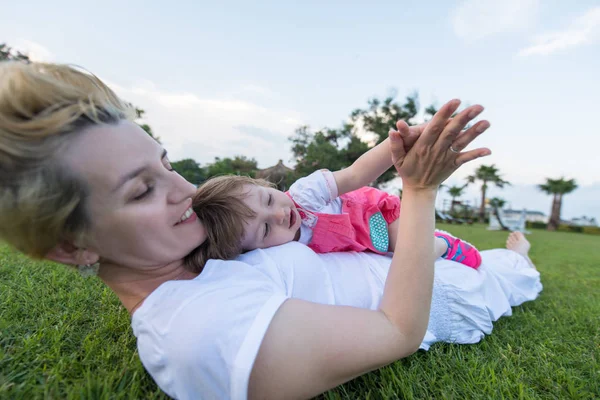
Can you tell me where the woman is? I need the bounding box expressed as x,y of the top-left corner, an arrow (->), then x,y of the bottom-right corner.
0,62 -> 541,400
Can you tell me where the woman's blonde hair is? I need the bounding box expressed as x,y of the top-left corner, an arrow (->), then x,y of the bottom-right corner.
184,175 -> 274,272
0,61 -> 135,258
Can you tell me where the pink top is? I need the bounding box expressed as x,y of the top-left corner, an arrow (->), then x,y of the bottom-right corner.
287,170 -> 400,254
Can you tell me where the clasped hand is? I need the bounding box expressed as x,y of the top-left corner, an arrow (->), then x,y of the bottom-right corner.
389,99 -> 491,191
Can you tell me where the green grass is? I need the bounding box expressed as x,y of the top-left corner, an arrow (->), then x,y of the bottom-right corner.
1,224 -> 599,399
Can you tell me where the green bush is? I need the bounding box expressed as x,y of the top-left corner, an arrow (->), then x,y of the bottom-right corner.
557,224 -> 584,233
557,224 -> 568,232
570,225 -> 584,233
526,221 -> 548,230
582,226 -> 600,235
527,222 -> 599,234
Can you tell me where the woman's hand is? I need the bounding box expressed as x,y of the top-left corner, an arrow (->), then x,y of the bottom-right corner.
389,99 -> 491,191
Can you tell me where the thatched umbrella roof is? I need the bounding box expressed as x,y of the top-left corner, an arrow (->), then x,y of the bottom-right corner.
256,159 -> 293,181
256,160 -> 294,190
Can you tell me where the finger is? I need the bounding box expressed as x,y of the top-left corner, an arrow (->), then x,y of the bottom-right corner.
419,99 -> 461,146
399,120 -> 427,135
395,120 -> 410,137
396,119 -> 411,132
440,105 -> 484,144
454,148 -> 492,167
404,121 -> 429,149
395,120 -> 420,144
405,117 -> 452,133
451,120 -> 491,152
391,122 -> 419,152
388,129 -> 406,166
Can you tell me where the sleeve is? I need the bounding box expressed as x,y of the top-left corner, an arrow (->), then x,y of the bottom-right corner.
287,169 -> 339,212
133,260 -> 289,400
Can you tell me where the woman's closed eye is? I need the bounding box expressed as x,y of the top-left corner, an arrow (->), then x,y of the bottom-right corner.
133,184 -> 155,201
131,155 -> 172,201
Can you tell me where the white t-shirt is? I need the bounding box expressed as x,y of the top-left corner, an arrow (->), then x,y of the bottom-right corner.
132,243 -> 541,400
132,243 -> 387,400
288,169 -> 342,245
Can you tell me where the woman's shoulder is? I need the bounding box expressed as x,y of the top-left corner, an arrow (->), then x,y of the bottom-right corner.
133,256 -> 285,323
131,243 -> 327,352
131,244 -> 320,337
131,256 -> 292,399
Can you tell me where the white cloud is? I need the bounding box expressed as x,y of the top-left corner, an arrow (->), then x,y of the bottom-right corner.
106,79 -> 304,168
13,38 -> 55,62
452,0 -> 539,41
281,117 -> 303,126
518,7 -> 600,56
241,84 -> 276,97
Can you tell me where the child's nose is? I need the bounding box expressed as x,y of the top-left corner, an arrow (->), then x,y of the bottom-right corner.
274,208 -> 286,224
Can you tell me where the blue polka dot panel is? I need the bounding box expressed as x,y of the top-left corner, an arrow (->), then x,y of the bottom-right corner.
369,212 -> 389,252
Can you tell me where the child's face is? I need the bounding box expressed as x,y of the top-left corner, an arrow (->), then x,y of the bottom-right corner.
239,184 -> 301,250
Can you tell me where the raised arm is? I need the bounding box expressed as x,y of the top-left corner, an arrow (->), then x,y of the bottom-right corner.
248,100 -> 491,399
332,137 -> 393,195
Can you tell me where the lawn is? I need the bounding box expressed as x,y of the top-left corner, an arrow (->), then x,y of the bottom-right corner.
1,224 -> 599,399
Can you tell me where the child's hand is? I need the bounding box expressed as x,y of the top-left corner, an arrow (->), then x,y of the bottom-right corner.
389,121 -> 426,153
389,99 -> 491,191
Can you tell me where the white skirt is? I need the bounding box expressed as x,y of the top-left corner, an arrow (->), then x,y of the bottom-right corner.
421,249 -> 543,350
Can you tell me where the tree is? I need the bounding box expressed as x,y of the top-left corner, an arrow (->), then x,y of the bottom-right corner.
171,159 -> 206,185
538,178 -> 578,231
467,165 -> 510,223
290,93 -> 435,186
447,184 -> 468,213
489,197 -> 509,230
205,155 -> 258,178
0,43 -> 31,63
133,107 -> 161,143
290,126 -> 351,177
350,93 -> 421,185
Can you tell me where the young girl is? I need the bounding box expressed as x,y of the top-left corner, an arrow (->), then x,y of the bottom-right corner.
186,130 -> 481,272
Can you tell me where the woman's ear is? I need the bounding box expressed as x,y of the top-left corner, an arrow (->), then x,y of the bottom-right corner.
45,241 -> 100,266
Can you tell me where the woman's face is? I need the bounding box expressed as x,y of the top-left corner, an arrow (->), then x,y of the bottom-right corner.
63,120 -> 207,268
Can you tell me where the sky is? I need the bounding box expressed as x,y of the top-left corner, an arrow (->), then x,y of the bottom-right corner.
2,0 -> 599,220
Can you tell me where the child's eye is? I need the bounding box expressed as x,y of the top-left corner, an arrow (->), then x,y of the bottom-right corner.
264,223 -> 270,238
268,194 -> 273,206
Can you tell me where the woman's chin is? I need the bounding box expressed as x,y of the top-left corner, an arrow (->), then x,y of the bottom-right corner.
180,222 -> 209,249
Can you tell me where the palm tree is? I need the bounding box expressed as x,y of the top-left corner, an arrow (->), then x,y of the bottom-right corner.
447,184 -> 468,214
489,197 -> 509,230
467,165 -> 510,223
538,178 -> 578,231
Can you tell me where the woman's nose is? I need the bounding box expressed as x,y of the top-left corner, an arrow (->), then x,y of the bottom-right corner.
167,171 -> 197,204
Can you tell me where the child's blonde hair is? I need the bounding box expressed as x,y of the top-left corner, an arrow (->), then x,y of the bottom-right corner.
184,175 -> 274,272
0,61 -> 134,258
